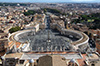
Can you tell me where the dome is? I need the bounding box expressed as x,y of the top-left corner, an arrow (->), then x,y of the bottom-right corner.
29,59 -> 34,63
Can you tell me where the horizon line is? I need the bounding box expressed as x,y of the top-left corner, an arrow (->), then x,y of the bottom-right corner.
0,2 -> 100,3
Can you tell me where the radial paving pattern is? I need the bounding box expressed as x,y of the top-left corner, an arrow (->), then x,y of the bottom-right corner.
18,29 -> 71,51
32,29 -> 71,51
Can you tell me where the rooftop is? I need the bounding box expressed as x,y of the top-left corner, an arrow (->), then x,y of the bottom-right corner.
87,53 -> 100,60
5,53 -> 23,58
20,52 -> 82,60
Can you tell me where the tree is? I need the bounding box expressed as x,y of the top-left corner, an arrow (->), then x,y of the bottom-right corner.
72,13 -> 100,29
23,10 -> 36,16
9,26 -> 21,33
44,9 -> 47,13
42,8 -> 61,14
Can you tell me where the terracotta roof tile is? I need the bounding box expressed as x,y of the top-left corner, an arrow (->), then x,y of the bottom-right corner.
8,41 -> 13,46
77,54 -> 86,66
15,42 -> 21,48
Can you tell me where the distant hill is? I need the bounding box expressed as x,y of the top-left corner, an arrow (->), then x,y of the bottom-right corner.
0,3 -> 28,6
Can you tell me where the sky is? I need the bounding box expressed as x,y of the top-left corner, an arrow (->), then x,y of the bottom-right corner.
0,0 -> 100,3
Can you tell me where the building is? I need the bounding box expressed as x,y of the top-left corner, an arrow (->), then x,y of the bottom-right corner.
1,52 -> 100,66
1,53 -> 30,66
88,29 -> 100,41
37,55 -> 66,66
37,52 -> 100,66
0,32 -> 8,56
96,39 -> 100,53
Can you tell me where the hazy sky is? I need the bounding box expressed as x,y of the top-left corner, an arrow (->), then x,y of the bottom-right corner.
0,0 -> 100,3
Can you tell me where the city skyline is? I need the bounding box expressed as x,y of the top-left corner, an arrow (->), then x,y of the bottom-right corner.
0,0 -> 100,3
0,0 -> 100,66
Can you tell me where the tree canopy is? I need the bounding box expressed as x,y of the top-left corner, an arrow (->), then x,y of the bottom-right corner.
72,13 -> 100,29
9,26 -> 21,33
23,10 -> 36,16
42,8 -> 61,14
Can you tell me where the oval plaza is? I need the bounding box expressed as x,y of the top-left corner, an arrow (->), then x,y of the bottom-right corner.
9,14 -> 89,53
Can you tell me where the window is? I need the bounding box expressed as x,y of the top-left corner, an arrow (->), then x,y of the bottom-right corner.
91,64 -> 95,66
20,60 -> 25,64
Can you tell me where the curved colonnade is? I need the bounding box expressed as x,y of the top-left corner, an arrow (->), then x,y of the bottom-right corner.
9,29 -> 89,52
